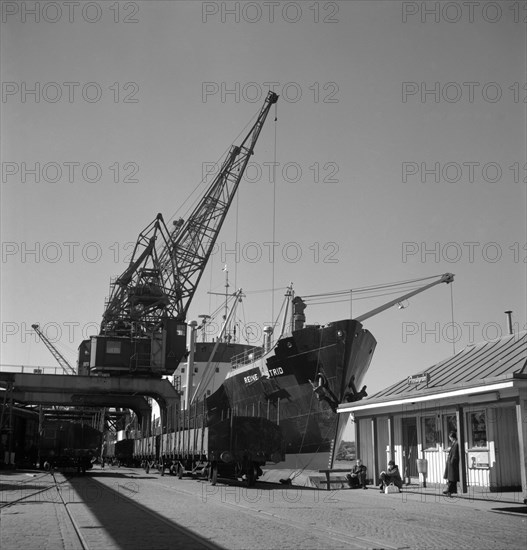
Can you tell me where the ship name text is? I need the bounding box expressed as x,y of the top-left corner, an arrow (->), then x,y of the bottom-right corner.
268,367 -> 284,377
244,374 -> 259,384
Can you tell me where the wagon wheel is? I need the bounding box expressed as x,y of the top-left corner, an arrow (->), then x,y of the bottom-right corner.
209,462 -> 218,486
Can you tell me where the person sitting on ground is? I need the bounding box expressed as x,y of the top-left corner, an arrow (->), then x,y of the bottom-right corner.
346,458 -> 368,489
379,460 -> 403,492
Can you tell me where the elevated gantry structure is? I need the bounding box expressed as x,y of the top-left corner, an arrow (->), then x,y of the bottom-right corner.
0,373 -> 180,428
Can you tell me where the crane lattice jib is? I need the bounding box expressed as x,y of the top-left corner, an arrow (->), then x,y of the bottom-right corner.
31,323 -> 76,375
101,91 -> 278,335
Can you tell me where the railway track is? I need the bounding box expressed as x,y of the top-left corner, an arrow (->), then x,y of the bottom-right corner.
60,470 -> 219,550
0,471 -> 76,510
50,471 -> 90,550
1,471 -> 88,550
1,470 -> 220,550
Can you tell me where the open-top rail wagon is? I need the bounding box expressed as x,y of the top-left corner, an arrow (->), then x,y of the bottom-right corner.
39,420 -> 101,474
132,398 -> 284,486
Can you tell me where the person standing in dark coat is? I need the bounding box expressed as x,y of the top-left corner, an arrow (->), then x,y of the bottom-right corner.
443,431 -> 460,496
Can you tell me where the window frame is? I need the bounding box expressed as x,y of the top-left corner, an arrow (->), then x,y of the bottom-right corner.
468,409 -> 488,449
421,415 -> 440,451
106,340 -> 121,354
443,413 -> 457,448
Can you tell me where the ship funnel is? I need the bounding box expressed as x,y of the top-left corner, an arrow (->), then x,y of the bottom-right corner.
505,310 -> 513,335
263,326 -> 274,352
292,296 -> 306,331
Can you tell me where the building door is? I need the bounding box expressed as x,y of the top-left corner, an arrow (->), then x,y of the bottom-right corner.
490,406 -> 521,490
402,417 -> 418,479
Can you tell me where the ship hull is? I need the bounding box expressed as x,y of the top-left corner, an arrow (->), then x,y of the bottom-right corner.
208,319 -> 376,466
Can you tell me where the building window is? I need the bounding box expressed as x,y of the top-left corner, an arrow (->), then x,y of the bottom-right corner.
444,414 -> 457,445
194,367 -> 198,373
106,341 -> 121,354
422,416 -> 439,450
215,367 -> 220,373
468,410 -> 488,448
180,368 -> 185,373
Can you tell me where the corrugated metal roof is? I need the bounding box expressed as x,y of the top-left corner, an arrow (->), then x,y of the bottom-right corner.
365,331 -> 527,403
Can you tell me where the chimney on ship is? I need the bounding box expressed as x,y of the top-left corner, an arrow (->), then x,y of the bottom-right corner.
263,326 -> 274,352
504,310 -> 513,335
292,296 -> 306,331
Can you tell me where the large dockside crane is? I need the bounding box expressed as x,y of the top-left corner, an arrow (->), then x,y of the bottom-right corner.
79,91 -> 279,377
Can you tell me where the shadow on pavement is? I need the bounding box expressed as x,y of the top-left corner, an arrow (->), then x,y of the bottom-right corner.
66,474 -> 222,550
402,487 -> 525,506
490,506 -> 527,516
93,466 -> 321,491
80,470 -> 158,480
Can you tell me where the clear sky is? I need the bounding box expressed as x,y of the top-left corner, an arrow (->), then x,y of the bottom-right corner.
1,1 -> 526,396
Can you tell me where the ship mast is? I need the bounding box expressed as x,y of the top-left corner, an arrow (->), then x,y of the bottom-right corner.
190,289 -> 244,404
278,284 -> 294,340
222,265 -> 231,342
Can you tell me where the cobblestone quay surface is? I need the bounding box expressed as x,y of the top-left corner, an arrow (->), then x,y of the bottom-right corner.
1,467 -> 526,550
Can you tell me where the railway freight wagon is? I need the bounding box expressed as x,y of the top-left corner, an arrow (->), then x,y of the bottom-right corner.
114,438 -> 135,466
134,400 -> 285,486
0,405 -> 39,469
39,420 -> 102,473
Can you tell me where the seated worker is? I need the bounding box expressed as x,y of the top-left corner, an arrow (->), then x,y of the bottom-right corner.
379,460 -> 403,492
346,458 -> 368,489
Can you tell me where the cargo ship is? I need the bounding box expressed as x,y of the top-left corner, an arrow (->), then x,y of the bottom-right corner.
110,275 -> 453,482
203,286 -> 377,471
200,274 -> 454,473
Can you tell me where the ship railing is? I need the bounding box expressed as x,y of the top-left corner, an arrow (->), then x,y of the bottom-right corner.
230,346 -> 264,369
